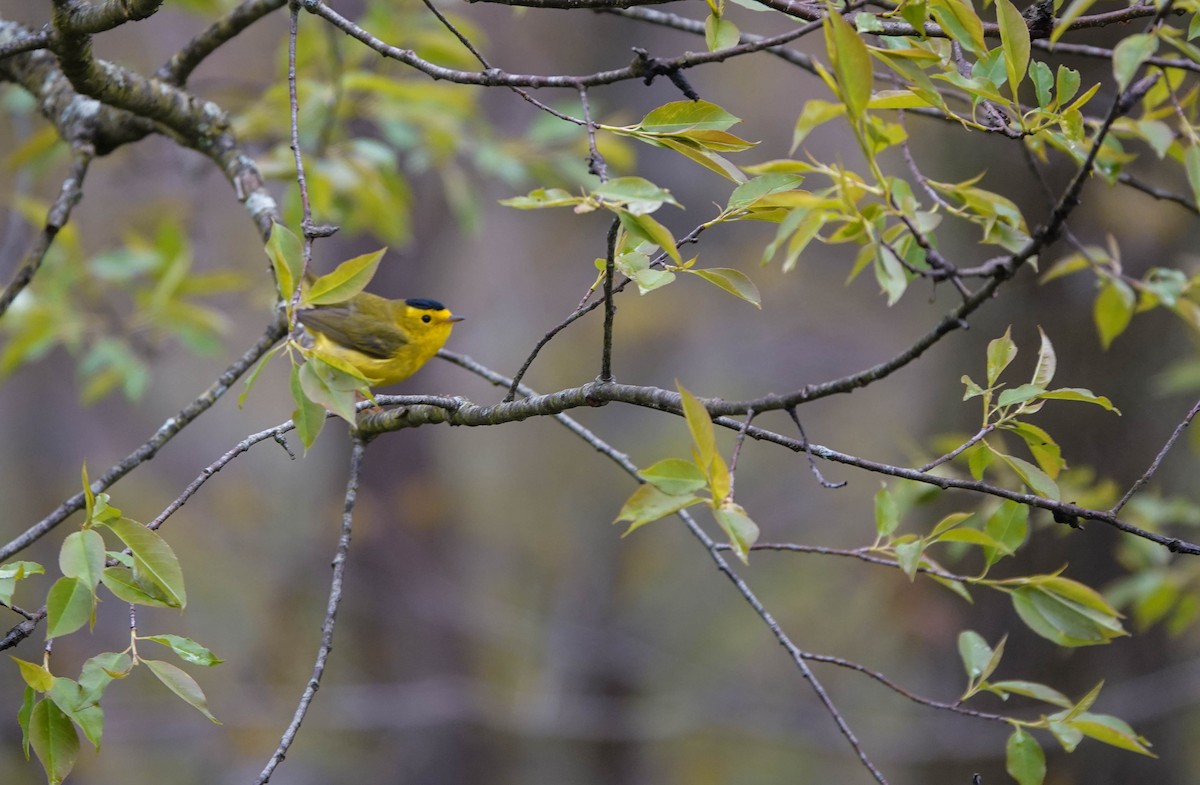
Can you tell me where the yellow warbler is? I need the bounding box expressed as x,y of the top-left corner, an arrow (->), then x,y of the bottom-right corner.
297,291 -> 463,387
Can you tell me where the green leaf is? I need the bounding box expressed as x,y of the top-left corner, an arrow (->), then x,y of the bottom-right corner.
957,629 -> 995,680
142,634 -> 225,667
79,652 -> 133,705
686,268 -> 762,307
705,14 -> 740,50
265,222 -> 304,300
143,659 -> 221,724
238,343 -> 284,408
894,539 -> 925,580
823,7 -> 874,120
1112,33 -> 1158,93
997,383 -> 1045,409
29,698 -> 80,785
1030,60 -> 1053,108
1094,278 -> 1135,349
1006,727 -> 1046,785
594,177 -> 680,216
791,100 -> 847,150
984,501 -> 1029,566
45,577 -> 93,639
1031,326 -> 1056,388
100,565 -> 176,608
990,679 -> 1072,708
1186,145 -> 1200,208
299,357 -> 362,423
304,248 -> 385,306
929,0 -> 986,54
290,363 -> 326,450
48,677 -> 103,750
713,501 -> 760,564
1005,421 -> 1064,478
19,685 -> 34,757
1036,387 -> 1119,413
936,528 -> 1012,552
987,327 -> 1017,386
968,442 -> 993,479
59,530 -> 105,592
996,0 -> 1031,103
875,486 -> 900,537
614,484 -> 703,535
12,657 -> 54,692
102,518 -> 186,609
1011,582 -> 1125,646
727,174 -> 805,211
1056,65 -> 1081,105
930,511 -> 974,537
874,244 -> 909,305
636,100 -> 740,134
499,187 -> 583,210
1051,0 -> 1098,43
638,458 -> 708,496
617,211 -> 682,265
997,451 -> 1060,500
678,382 -> 717,474
1070,712 -> 1155,756
81,463 -> 95,524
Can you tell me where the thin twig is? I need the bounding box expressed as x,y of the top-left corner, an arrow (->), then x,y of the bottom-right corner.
148,424 -> 297,531
918,425 -> 994,473
0,148 -> 92,319
256,436 -> 365,785
787,407 -> 847,489
0,318 -> 287,563
157,0 -> 287,85
1112,398 -> 1200,514
599,218 -> 619,384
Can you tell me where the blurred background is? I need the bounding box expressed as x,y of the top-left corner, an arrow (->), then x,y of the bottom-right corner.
0,1 -> 1199,783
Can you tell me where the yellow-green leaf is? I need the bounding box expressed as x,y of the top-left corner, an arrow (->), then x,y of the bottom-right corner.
1112,33 -> 1158,93
304,248 -> 385,306
1006,727 -> 1046,785
996,0 -> 1031,103
686,267 -> 762,307
143,659 -> 220,724
638,459 -> 707,496
678,382 -> 716,471
12,657 -> 54,692
824,7 -> 873,120
1094,278 -> 1135,349
29,698 -> 79,785
102,518 -> 186,609
713,501 -> 760,563
45,577 -> 93,639
614,484 -> 703,535
265,222 -> 304,300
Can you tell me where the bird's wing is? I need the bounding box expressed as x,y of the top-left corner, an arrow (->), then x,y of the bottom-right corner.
296,304 -> 409,359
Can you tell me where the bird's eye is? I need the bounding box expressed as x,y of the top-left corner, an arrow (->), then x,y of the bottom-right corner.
421,314 -> 432,323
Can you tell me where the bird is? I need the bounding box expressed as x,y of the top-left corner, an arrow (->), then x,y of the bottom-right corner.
296,290 -> 463,387
1022,0 -> 1055,40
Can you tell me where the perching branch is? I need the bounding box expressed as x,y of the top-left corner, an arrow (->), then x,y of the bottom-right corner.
255,435 -> 365,785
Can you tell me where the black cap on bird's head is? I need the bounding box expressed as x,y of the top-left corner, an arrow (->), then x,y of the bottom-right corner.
405,298 -> 447,311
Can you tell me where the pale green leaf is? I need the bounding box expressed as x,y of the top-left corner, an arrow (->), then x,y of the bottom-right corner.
1006,727 -> 1046,785
638,458 -> 708,496
102,518 -> 186,608
59,530 -> 105,592
45,577 -> 93,639
713,501 -> 760,564
142,634 -> 224,667
997,0 -> 1031,102
29,698 -> 79,785
824,9 -> 874,120
290,363 -> 326,450
686,267 -> 762,307
614,484 -> 703,534
143,659 -> 220,723
957,629 -> 994,679
265,222 -> 304,300
1094,278 -> 1136,349
1112,33 -> 1158,93
875,486 -> 900,537
986,327 -> 1017,386
990,679 -> 1072,708
304,248 -> 385,306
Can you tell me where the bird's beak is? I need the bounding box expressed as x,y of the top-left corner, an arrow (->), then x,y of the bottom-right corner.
448,315 -> 465,322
